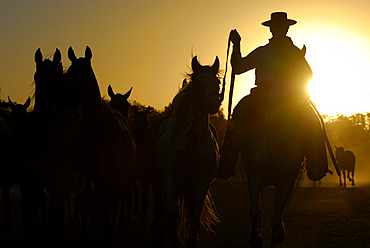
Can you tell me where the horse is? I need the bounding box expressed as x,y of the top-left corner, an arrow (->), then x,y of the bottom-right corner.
229,46 -> 328,248
66,46 -> 136,246
24,47 -> 82,246
107,84 -> 132,119
130,105 -> 153,220
151,56 -> 222,247
107,84 -> 155,221
335,146 -> 356,187
106,84 -> 137,226
7,48 -> 68,245
1,97 -> 31,231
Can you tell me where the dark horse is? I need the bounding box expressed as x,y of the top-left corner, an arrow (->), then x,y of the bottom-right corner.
130,105 -> 153,220
335,146 -> 356,187
229,47 -> 328,248
107,84 -> 137,226
2,97 -> 31,231
107,84 -> 132,119
11,48 -> 66,245
32,48 -> 93,246
66,46 -> 136,246
151,56 -> 222,247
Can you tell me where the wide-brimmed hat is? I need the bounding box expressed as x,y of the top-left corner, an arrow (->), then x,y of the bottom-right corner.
262,12 -> 297,27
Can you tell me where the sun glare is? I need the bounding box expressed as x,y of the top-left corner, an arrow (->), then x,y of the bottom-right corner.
304,35 -> 370,117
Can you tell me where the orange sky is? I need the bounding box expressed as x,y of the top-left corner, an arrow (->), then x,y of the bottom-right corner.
1,0 -> 370,116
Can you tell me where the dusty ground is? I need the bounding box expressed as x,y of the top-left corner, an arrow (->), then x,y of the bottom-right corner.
1,179 -> 370,248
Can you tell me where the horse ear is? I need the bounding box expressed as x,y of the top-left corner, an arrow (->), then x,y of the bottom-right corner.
191,56 -> 201,73
35,48 -> 43,64
7,96 -> 14,108
68,47 -> 77,62
301,45 -> 306,56
85,46 -> 92,60
123,87 -> 133,99
211,56 -> 220,73
24,97 -> 31,109
53,48 -> 62,64
335,145 -> 338,149
108,85 -> 115,98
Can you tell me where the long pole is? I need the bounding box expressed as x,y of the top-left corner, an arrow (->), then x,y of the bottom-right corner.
227,71 -> 235,122
309,100 -> 341,176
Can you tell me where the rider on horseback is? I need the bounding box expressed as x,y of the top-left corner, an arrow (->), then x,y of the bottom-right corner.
216,12 -> 328,180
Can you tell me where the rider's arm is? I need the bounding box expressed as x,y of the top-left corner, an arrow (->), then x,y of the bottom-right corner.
231,42 -> 257,75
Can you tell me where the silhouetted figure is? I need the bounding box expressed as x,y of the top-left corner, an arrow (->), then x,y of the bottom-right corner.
21,48 -> 64,246
107,84 -> 136,227
66,46 -> 136,246
218,12 -> 328,180
9,48 -> 64,246
217,12 -> 329,248
107,85 -> 132,119
150,56 -> 221,247
2,97 -> 30,231
130,105 -> 153,220
335,146 -> 356,187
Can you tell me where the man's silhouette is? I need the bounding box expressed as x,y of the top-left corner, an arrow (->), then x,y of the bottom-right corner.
217,12 -> 314,179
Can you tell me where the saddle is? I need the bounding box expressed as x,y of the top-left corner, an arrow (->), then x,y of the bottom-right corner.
217,87 -> 329,181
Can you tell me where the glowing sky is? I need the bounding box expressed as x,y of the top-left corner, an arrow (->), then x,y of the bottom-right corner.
1,0 -> 370,116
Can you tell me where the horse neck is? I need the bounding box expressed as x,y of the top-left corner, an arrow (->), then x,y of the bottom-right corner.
78,72 -> 103,121
34,86 -> 54,114
172,99 -> 210,136
85,72 -> 102,109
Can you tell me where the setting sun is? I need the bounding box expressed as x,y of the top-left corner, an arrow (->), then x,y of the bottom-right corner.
303,32 -> 370,116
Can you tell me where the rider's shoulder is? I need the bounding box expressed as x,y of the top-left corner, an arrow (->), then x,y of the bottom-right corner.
249,43 -> 275,55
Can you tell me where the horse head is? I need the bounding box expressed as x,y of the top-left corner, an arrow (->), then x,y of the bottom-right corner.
190,56 -> 222,115
8,97 -> 30,113
8,97 -> 31,127
274,45 -> 312,96
66,46 -> 101,111
33,48 -> 64,112
107,85 -> 132,119
335,145 -> 345,157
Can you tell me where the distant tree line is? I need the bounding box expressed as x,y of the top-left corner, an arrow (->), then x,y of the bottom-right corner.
323,113 -> 370,183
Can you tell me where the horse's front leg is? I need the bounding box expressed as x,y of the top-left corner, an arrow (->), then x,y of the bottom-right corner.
339,170 -> 343,187
163,175 -> 181,248
140,180 -> 150,219
343,170 -> 347,188
185,182 -> 211,248
2,183 -> 11,231
270,183 -> 295,248
247,180 -> 263,248
47,194 -> 66,247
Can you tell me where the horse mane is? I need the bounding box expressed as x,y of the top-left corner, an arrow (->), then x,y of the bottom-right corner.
169,80 -> 197,137
171,80 -> 192,116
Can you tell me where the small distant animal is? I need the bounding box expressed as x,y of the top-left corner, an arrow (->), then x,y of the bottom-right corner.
335,146 -> 356,187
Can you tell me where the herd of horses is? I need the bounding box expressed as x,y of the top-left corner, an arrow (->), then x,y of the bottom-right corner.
0,46 -> 356,248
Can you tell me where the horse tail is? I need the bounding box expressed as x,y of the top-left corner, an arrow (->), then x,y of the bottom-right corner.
200,190 -> 221,233
177,192 -> 189,243
177,189 -> 220,243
